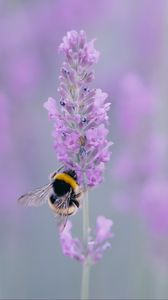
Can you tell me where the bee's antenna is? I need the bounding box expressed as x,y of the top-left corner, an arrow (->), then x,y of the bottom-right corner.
49,165 -> 64,180
57,165 -> 64,173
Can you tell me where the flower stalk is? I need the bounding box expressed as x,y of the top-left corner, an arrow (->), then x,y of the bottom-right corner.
81,257 -> 90,300
81,188 -> 90,300
83,189 -> 89,251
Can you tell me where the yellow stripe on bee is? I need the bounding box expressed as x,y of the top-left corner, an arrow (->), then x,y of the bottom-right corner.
54,173 -> 78,190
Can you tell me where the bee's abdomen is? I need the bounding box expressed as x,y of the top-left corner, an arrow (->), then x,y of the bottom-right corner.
48,195 -> 77,216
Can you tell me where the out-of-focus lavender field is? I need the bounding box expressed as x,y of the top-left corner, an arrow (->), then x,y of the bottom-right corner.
1,0 -> 168,299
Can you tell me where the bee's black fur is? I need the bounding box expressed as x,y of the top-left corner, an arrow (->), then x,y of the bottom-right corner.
52,179 -> 71,196
50,194 -> 57,204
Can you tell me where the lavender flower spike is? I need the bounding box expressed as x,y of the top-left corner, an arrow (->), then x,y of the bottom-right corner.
44,31 -> 112,300
60,216 -> 113,264
44,30 -> 111,188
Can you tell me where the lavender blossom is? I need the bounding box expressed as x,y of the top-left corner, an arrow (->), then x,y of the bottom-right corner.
60,216 -> 113,264
60,221 -> 85,262
44,30 -> 111,187
44,31 -> 112,299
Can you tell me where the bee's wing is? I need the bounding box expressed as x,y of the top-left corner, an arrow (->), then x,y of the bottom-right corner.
17,183 -> 52,207
53,192 -> 71,232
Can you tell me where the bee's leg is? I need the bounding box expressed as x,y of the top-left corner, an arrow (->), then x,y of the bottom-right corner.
75,191 -> 84,208
76,192 -> 82,199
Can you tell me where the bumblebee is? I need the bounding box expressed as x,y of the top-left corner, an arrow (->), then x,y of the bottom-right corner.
18,166 -> 83,230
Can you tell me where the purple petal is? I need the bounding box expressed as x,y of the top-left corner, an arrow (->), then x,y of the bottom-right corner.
96,216 -> 113,243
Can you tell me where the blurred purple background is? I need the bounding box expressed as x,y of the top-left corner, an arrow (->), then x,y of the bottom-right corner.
1,0 -> 168,299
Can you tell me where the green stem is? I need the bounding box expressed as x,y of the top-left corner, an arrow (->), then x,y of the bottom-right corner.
81,189 -> 90,300
83,190 -> 89,247
81,258 -> 90,300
